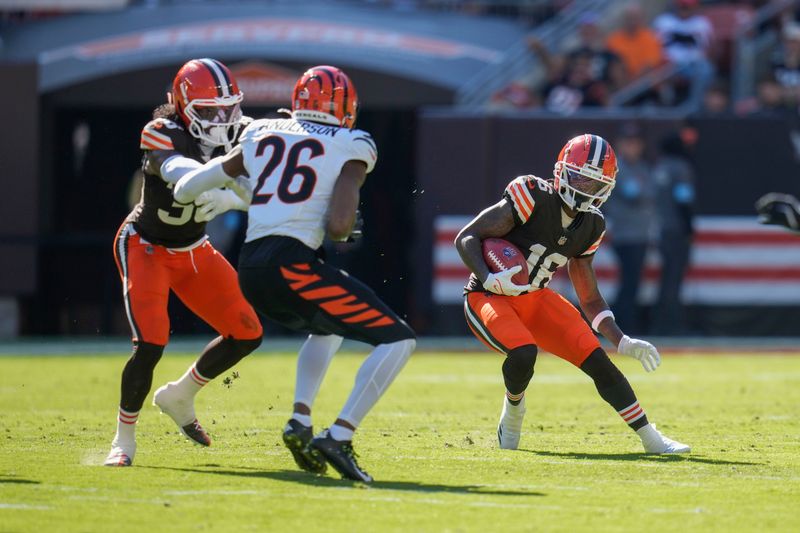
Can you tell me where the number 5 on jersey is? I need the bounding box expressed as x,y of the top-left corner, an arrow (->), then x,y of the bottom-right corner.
251,135 -> 324,205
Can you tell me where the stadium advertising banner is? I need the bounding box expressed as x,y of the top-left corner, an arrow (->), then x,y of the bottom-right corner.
433,215 -> 800,305
0,5 -> 520,94
227,62 -> 299,105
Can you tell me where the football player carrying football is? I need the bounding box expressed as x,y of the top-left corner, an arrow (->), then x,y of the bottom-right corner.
105,59 -> 263,467
456,134 -> 690,454
172,66 -> 416,483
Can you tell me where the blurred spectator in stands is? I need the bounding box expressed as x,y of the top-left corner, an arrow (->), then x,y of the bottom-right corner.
771,22 -> 800,107
652,126 -> 697,335
700,80 -> 732,115
488,80 -> 540,111
754,75 -> 793,116
603,122 -> 656,334
522,13 -> 626,113
736,75 -> 797,117
541,48 -> 609,114
567,12 -> 627,92
527,35 -> 609,114
607,2 -> 665,81
654,0 -> 715,109
740,75 -> 800,160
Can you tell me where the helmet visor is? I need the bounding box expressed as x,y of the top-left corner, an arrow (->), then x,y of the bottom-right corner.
565,168 -> 609,197
193,103 -> 240,125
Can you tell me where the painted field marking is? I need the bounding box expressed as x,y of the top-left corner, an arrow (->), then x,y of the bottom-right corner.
0,503 -> 53,510
158,488 -> 550,510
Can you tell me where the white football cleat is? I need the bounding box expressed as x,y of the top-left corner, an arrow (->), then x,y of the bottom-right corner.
497,396 -> 526,450
153,383 -> 211,446
637,423 -> 691,454
104,439 -> 135,467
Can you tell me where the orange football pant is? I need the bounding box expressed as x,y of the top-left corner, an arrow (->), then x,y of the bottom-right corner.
465,288 -> 600,366
113,224 -> 262,345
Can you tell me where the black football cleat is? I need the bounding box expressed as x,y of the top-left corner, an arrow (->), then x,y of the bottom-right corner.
309,429 -> 373,483
282,419 -> 327,474
180,419 -> 212,447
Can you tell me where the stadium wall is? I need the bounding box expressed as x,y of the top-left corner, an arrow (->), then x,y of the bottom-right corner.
414,112 -> 800,336
0,63 -> 39,296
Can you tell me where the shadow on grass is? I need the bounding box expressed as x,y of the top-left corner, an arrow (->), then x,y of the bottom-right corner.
523,450 -> 760,466
142,466 -> 544,497
0,478 -> 40,485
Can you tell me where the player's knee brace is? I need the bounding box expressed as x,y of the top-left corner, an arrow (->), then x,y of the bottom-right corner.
580,348 -> 626,390
120,342 -> 165,412
502,344 -> 538,394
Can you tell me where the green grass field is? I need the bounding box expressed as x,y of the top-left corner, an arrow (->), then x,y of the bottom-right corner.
0,349 -> 798,532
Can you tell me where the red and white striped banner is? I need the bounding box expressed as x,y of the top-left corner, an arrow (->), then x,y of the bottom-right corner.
433,216 -> 800,305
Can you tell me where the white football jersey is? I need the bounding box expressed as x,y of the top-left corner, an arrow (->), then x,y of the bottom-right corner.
239,117 -> 378,249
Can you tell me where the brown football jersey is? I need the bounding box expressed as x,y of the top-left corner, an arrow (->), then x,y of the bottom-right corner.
465,175 -> 606,293
126,115 -> 249,248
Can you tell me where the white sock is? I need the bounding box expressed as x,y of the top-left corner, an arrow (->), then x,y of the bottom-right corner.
294,334 -> 343,408
329,423 -> 355,442
636,423 -> 660,443
291,413 -> 312,427
114,408 -> 138,445
336,338 -> 415,427
503,394 -> 526,413
171,364 -> 209,398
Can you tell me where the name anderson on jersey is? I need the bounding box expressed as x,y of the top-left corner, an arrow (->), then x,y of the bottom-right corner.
261,119 -> 343,138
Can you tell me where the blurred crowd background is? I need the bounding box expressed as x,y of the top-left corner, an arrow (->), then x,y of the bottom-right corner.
1,0 -> 799,340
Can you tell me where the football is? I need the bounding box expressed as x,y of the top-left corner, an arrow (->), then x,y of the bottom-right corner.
481,238 -> 529,285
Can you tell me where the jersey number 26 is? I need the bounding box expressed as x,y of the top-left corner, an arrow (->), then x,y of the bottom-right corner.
251,136 -> 324,206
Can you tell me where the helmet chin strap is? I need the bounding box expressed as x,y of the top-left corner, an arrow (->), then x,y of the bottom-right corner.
574,193 -> 592,210
559,184 -> 596,213
188,119 -> 238,150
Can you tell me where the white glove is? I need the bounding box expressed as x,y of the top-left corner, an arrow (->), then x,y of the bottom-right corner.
227,176 -> 253,205
195,188 -> 247,222
617,335 -> 661,372
482,266 -> 530,296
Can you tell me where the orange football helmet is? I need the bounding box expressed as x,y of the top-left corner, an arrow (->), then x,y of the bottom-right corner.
170,58 -> 244,148
553,134 -> 618,212
291,65 -> 358,128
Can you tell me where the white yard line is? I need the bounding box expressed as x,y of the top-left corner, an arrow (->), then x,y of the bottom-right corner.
159,488 -> 552,510
67,495 -> 169,505
0,503 -> 53,510
648,507 -> 708,514
164,489 -> 260,496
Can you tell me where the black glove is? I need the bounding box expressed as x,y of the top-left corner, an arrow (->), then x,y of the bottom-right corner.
755,193 -> 800,232
345,209 -> 364,243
